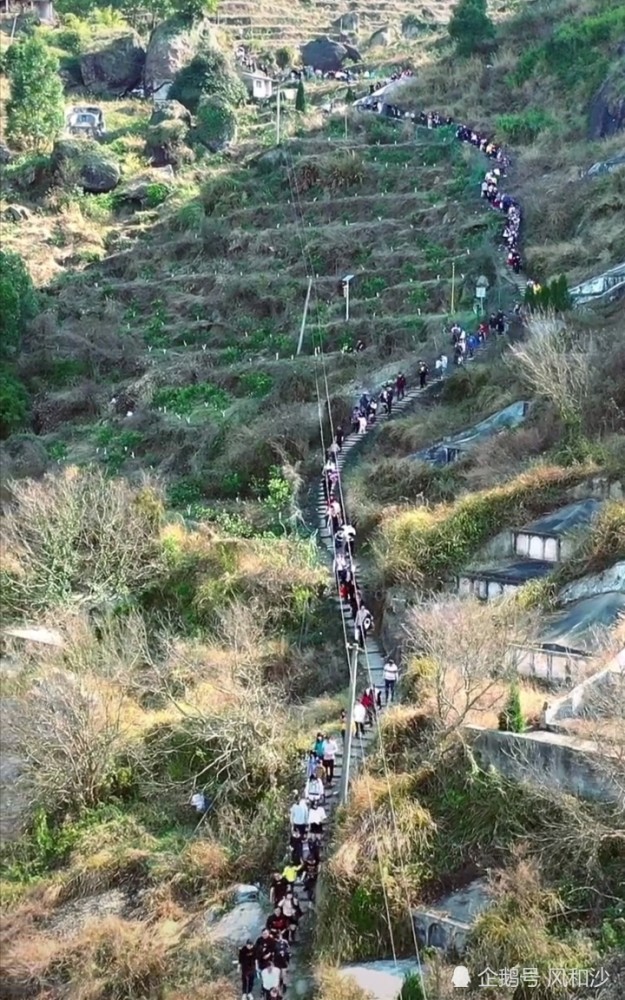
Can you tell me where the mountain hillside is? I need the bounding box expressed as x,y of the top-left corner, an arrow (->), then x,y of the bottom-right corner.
1,1 -> 624,999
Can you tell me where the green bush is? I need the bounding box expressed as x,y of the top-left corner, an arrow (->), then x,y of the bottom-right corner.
448,0 -> 495,56
6,35 -> 65,150
295,79 -> 306,113
169,49 -> 246,113
375,464 -> 600,587
0,250 -> 37,360
0,366 -> 29,438
498,684 -> 525,732
152,382 -> 231,416
145,182 -> 171,208
275,46 -> 294,70
238,371 -> 273,397
496,109 -> 555,144
193,97 -> 237,151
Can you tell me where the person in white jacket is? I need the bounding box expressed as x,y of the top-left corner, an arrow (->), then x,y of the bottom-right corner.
353,700 -> 366,737
383,658 -> 399,704
289,796 -> 309,835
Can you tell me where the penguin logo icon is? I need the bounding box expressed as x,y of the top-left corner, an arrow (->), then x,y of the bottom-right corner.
452,965 -> 471,988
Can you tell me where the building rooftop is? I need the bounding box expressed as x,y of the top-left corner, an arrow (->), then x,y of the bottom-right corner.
518,498 -> 602,538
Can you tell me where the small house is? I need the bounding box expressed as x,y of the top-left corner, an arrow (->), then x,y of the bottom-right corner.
238,70 -> 273,101
66,105 -> 105,138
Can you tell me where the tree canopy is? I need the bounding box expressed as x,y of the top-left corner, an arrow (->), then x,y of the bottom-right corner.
6,36 -> 65,150
448,0 -> 495,56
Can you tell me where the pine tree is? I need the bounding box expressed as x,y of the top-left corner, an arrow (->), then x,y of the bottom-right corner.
6,36 -> 65,151
448,0 -> 495,57
295,79 -> 306,113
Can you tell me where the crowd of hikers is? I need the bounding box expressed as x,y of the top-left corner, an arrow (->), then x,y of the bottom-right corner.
235,85 -> 527,1000
356,96 -> 525,278
237,401 -> 406,1000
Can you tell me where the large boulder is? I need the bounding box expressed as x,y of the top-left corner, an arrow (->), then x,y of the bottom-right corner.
115,168 -> 175,207
586,151 -> 625,177
144,100 -> 194,168
145,15 -> 216,94
192,96 -> 237,153
169,48 -> 246,114
51,139 -> 121,194
368,25 -> 397,48
588,55 -> 625,139
79,32 -> 145,96
301,36 -> 361,73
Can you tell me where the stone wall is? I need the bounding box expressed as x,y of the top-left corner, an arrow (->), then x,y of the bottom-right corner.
466,724 -> 624,805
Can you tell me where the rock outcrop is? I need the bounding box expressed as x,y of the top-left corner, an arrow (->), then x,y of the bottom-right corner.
115,169 -> 175,207
79,32 -> 145,96
588,55 -> 625,139
51,139 -> 121,194
144,100 -> 194,168
301,36 -> 361,72
368,25 -> 396,48
331,11 -> 360,33
192,97 -> 237,153
144,15 -> 216,94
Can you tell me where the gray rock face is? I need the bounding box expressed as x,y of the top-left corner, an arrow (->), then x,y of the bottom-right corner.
80,32 -> 145,96
116,169 -> 174,207
588,56 -> 625,138
331,11 -> 360,32
0,141 -> 14,164
145,101 -> 194,169
51,139 -> 121,194
586,151 -> 625,177
301,36 -> 361,72
368,25 -> 396,48
145,16 -> 216,93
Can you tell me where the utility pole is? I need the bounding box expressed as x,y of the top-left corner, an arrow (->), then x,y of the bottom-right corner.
296,276 -> 313,355
450,260 -> 456,315
276,87 -> 281,146
339,642 -> 359,806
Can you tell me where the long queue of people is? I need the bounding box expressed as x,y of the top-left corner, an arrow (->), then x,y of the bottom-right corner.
356,99 -> 526,278
235,94 -> 529,1000
236,384 -> 411,998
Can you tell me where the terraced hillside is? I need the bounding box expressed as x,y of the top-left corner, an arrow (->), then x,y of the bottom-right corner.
15,111 -> 513,507
1,0 -> 625,998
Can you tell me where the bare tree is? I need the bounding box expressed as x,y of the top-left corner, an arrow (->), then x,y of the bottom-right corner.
2,468 -> 165,617
402,596 -> 535,748
508,312 -> 594,434
9,669 -> 131,813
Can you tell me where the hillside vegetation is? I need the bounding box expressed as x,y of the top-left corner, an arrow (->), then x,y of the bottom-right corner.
1,0 -> 624,998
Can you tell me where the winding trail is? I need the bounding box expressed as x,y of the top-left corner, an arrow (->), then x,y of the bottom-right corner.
235,108 -> 529,996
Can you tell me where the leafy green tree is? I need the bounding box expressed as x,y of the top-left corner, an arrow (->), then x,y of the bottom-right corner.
275,46 -> 293,70
6,36 -> 65,151
0,367 -> 29,438
0,251 -> 37,361
169,48 -> 246,113
448,0 -> 495,57
295,79 -> 306,113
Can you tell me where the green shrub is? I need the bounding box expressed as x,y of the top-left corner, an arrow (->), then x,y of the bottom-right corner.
169,49 -> 246,113
238,371 -> 273,398
295,79 -> 306,113
496,109 -> 555,144
0,250 -> 37,360
6,35 -> 65,150
152,382 -> 231,416
275,46 -> 294,70
375,464 -> 600,587
0,366 -> 29,438
193,97 -> 237,151
448,0 -> 495,57
145,182 -> 171,208
498,684 -> 525,732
